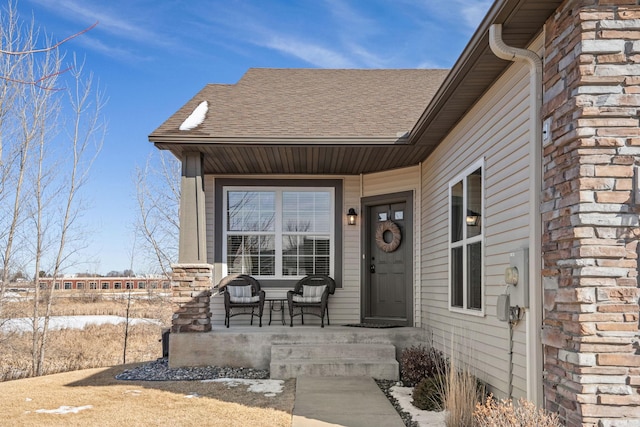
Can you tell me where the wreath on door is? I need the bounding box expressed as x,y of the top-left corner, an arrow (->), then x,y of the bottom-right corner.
375,220 -> 402,253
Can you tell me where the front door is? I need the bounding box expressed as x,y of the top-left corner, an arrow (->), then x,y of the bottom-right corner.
363,192 -> 413,325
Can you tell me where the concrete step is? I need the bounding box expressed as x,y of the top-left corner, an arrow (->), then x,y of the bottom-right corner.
270,343 -> 399,380
272,342 -> 396,360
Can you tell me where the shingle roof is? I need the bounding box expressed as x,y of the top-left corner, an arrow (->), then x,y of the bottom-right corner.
150,68 -> 449,142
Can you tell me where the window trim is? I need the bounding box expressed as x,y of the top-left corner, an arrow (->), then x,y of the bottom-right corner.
215,179 -> 343,288
448,158 -> 485,316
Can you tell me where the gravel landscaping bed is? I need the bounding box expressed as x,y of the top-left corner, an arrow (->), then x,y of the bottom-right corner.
375,379 -> 418,427
115,358 -> 269,381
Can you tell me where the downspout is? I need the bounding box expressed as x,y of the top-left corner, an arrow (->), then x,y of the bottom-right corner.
489,24 -> 543,405
417,162 -> 423,327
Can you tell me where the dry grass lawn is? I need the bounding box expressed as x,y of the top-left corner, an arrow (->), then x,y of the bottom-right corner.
0,363 -> 295,427
1,294 -> 172,381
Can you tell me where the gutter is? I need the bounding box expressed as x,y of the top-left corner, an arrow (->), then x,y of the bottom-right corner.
488,23 -> 543,405
149,135 -> 411,146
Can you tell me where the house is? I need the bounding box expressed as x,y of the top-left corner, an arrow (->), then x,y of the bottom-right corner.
149,0 -> 640,425
37,276 -> 170,291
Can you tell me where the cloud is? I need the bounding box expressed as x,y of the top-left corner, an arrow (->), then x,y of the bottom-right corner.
26,0 -> 170,48
191,2 -> 359,68
75,35 -> 144,62
394,0 -> 491,31
263,35 -> 356,68
457,0 -> 493,29
323,0 -> 377,37
346,42 -> 387,68
416,59 -> 448,69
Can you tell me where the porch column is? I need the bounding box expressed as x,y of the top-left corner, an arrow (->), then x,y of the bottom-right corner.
170,152 -> 211,333
542,2 -> 640,426
170,263 -> 212,333
178,152 -> 207,263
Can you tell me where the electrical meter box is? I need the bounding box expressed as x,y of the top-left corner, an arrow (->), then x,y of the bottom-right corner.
508,248 -> 529,308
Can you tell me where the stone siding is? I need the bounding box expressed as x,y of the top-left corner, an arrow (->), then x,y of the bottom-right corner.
170,263 -> 213,333
542,1 -> 640,426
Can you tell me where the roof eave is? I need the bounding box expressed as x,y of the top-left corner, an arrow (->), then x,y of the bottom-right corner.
408,0 -> 562,147
149,135 -> 411,146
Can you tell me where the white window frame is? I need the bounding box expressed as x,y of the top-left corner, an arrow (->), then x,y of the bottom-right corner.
448,158 -> 485,316
222,186 -> 335,280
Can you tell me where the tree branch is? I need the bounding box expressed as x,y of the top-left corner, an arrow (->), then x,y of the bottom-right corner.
0,21 -> 98,55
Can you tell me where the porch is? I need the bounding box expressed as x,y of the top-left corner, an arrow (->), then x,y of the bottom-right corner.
168,325 -> 427,380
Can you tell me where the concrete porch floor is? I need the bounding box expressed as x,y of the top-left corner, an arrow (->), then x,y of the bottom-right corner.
168,325 -> 428,370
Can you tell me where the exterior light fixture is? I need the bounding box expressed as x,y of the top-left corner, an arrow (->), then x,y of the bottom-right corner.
466,210 -> 480,226
347,208 -> 358,226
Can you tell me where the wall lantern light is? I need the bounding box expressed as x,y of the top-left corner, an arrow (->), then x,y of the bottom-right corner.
466,210 -> 480,227
347,208 -> 358,226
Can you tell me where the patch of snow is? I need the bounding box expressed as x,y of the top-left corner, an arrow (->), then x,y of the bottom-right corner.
391,385 -> 447,427
0,315 -> 162,333
179,101 -> 208,131
25,398 -> 32,402
203,378 -> 284,397
3,291 -> 22,301
35,405 -> 93,415
184,393 -> 200,398
124,390 -> 142,396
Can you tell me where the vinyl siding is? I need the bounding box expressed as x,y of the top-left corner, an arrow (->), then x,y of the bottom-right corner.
362,165 -> 420,197
420,47 -> 535,399
207,174 -> 362,326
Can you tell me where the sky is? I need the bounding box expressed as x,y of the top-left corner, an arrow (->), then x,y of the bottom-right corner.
16,0 -> 492,275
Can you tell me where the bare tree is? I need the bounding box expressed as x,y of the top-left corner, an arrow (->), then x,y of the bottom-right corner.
0,1 -> 103,378
134,151 -> 180,277
33,57 -> 105,375
122,235 -> 137,365
0,0 -> 96,304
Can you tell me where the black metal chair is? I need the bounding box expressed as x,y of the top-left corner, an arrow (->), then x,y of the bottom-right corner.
219,274 -> 265,328
287,275 -> 336,328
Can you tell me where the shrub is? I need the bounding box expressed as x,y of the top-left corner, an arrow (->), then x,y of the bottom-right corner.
412,375 -> 445,411
473,395 -> 562,427
400,344 -> 447,387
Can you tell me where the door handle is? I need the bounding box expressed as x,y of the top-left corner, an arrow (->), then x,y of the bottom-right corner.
370,264 -> 375,274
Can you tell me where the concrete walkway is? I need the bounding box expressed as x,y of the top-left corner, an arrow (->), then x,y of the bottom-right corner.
292,376 -> 405,427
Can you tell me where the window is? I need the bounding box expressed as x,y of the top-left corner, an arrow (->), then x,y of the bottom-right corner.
101,282 -> 109,289
114,282 -> 122,289
449,160 -> 483,312
125,281 -> 133,289
223,187 -> 333,279
63,281 -> 72,290
77,282 -> 85,289
89,281 -> 97,289
138,281 -> 145,289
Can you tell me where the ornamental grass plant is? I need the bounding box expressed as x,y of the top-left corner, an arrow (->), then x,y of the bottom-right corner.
443,353 -> 484,427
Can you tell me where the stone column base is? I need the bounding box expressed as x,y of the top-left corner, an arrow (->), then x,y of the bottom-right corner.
170,263 -> 213,333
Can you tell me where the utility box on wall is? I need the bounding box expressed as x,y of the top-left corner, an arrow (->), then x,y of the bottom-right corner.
508,248 -> 529,308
